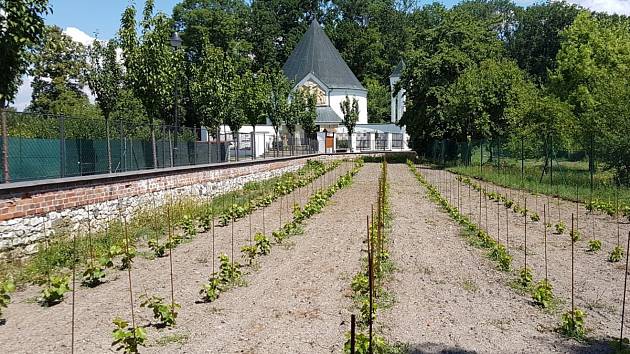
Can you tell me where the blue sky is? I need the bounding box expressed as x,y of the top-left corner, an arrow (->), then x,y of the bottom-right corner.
45,0 -> 541,40
46,0 -> 181,40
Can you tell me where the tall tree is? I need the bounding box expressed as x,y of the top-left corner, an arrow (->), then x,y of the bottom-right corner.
0,0 -> 50,108
443,58 -> 528,141
340,95 -> 359,138
299,91 -> 317,140
85,39 -> 124,172
508,1 -> 579,83
28,26 -> 88,114
266,70 -> 292,154
119,0 -> 184,167
189,39 -> 225,144
173,0 -> 250,60
399,7 -> 504,150
551,11 -> 630,183
241,70 -> 270,157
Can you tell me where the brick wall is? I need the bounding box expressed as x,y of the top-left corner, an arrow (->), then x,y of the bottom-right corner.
0,155 -> 344,258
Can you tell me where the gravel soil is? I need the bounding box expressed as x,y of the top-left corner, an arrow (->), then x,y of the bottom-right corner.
0,161 -> 375,354
379,164 -> 611,353
422,167 -> 630,343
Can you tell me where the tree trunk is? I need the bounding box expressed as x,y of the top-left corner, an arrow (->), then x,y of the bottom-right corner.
234,132 -> 240,161
539,136 -> 548,183
151,123 -> 158,169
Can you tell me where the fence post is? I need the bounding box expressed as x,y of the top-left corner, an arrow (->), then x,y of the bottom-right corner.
120,119 -> 125,172
216,127 -> 221,163
60,115 -> 66,178
168,128 -> 174,168
1,109 -> 9,183
206,128 -> 210,164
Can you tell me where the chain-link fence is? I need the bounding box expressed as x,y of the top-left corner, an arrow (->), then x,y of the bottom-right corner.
0,111 -> 317,183
421,136 -> 630,207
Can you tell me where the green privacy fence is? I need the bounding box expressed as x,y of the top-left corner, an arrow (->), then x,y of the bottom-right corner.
0,110 -> 319,183
3,136 -> 228,182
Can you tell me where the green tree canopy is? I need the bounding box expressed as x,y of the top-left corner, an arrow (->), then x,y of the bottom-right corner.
28,26 -> 89,114
0,0 -> 50,108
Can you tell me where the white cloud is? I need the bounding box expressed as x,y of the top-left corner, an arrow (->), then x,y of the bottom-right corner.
563,0 -> 630,16
64,26 -> 97,46
11,27 -> 96,111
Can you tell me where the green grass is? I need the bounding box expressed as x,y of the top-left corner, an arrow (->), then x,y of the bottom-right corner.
0,160 -> 338,286
448,158 -> 630,206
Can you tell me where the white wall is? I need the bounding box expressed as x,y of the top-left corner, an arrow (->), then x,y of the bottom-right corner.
329,88 -> 368,124
389,75 -> 405,123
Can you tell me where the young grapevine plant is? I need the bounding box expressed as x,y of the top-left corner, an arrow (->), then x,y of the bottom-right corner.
0,278 -> 16,318
140,294 -> 180,327
180,215 -> 197,239
609,246 -> 624,262
82,260 -> 106,287
555,222 -> 566,235
532,279 -> 554,308
254,232 -> 271,255
560,309 -> 587,339
40,274 -> 70,306
199,276 -> 222,303
519,267 -> 533,288
111,317 -> 146,353
148,239 -> 167,257
587,240 -> 602,253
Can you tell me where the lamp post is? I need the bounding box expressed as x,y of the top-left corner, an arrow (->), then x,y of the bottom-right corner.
170,31 -> 182,166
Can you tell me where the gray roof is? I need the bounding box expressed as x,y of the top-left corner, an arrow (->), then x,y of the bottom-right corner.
316,107 -> 343,123
283,20 -> 365,91
390,59 -> 405,77
356,123 -> 405,134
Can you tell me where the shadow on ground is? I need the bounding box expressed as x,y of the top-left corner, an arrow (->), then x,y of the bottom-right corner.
401,338 -> 617,354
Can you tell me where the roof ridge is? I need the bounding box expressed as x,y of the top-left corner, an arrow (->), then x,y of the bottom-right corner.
282,19 -> 365,91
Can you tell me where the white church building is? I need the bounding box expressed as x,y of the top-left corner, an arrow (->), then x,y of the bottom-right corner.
280,20 -> 409,152
218,20 -> 408,155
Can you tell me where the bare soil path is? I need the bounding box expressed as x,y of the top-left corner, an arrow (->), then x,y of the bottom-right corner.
379,163 -> 610,353
0,161 -> 376,354
172,162 -> 379,353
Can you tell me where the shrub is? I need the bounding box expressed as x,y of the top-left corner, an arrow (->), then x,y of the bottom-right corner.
530,213 -> 540,222
111,317 -> 146,353
343,332 -> 387,354
570,229 -> 581,242
489,244 -> 512,271
180,215 -> 197,239
272,230 -> 288,244
351,273 -> 369,297
120,246 -> 136,270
